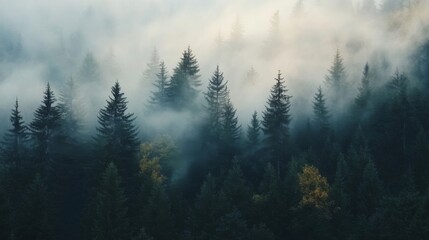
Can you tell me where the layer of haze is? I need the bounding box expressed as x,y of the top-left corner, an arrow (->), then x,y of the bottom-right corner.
0,0 -> 428,135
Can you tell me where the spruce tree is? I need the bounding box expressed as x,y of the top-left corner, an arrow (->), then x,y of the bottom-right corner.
262,71 -> 292,178
325,49 -> 347,98
96,81 -> 139,180
58,77 -> 84,142
148,61 -> 169,110
142,48 -> 160,83
204,65 -> 228,141
220,96 -> 241,156
247,111 -> 261,148
355,63 -> 371,108
92,162 -> 129,240
312,86 -> 330,134
29,83 -> 62,175
167,46 -> 201,110
1,99 -> 28,167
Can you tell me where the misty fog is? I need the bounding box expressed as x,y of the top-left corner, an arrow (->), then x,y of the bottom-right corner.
0,0 -> 426,135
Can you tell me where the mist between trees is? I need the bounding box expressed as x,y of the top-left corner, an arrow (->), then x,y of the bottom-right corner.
1,0 -> 429,240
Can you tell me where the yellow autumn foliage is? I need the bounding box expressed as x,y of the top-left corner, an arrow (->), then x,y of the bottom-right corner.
298,164 -> 330,209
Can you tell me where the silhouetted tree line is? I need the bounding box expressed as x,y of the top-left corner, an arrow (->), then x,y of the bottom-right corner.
1,42 -> 429,240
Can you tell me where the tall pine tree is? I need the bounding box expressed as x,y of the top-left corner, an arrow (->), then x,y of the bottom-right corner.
1,99 -> 29,167
262,71 -> 292,178
96,81 -> 139,181
355,63 -> 371,108
148,61 -> 169,110
167,46 -> 201,110
312,86 -> 330,134
204,65 -> 228,141
29,83 -> 62,176
247,111 -> 261,148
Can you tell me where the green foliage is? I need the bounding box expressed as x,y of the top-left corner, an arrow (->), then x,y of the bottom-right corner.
358,159 -> 383,217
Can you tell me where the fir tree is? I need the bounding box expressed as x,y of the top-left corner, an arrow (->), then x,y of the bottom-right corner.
142,48 -> 160,83
204,65 -> 228,141
92,162 -> 129,240
262,70 -> 292,178
1,99 -> 28,167
325,49 -> 347,98
355,63 -> 371,108
247,111 -> 261,148
29,83 -> 62,175
58,77 -> 84,142
167,46 -> 201,110
148,61 -> 169,110
220,96 -> 241,155
96,81 -> 139,180
312,86 -> 330,134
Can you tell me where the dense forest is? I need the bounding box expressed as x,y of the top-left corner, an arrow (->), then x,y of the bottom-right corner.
1,0 -> 429,239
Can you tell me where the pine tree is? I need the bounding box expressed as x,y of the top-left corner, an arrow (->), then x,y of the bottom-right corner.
221,96 -> 241,155
312,86 -> 330,134
204,65 -> 228,141
229,16 -> 244,51
355,63 -> 371,108
92,162 -> 129,240
29,83 -> 62,175
167,46 -> 201,110
247,111 -> 261,148
142,48 -> 160,83
221,160 -> 250,212
1,99 -> 28,167
262,71 -> 292,178
79,52 -> 101,83
96,81 -> 139,180
325,49 -> 347,97
148,61 -> 169,110
58,77 -> 84,142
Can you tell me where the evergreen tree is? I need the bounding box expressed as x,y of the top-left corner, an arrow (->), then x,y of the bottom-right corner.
79,52 -> 101,83
355,63 -> 371,108
1,99 -> 28,167
29,83 -> 62,175
246,111 -> 261,148
58,77 -> 84,142
204,65 -> 228,141
325,49 -> 347,99
262,71 -> 292,178
312,86 -> 330,134
221,160 -> 250,213
148,61 -> 169,110
263,10 -> 282,59
166,46 -> 201,110
92,162 -> 129,240
96,81 -> 139,180
142,48 -> 160,83
229,16 -> 244,51
220,96 -> 241,156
